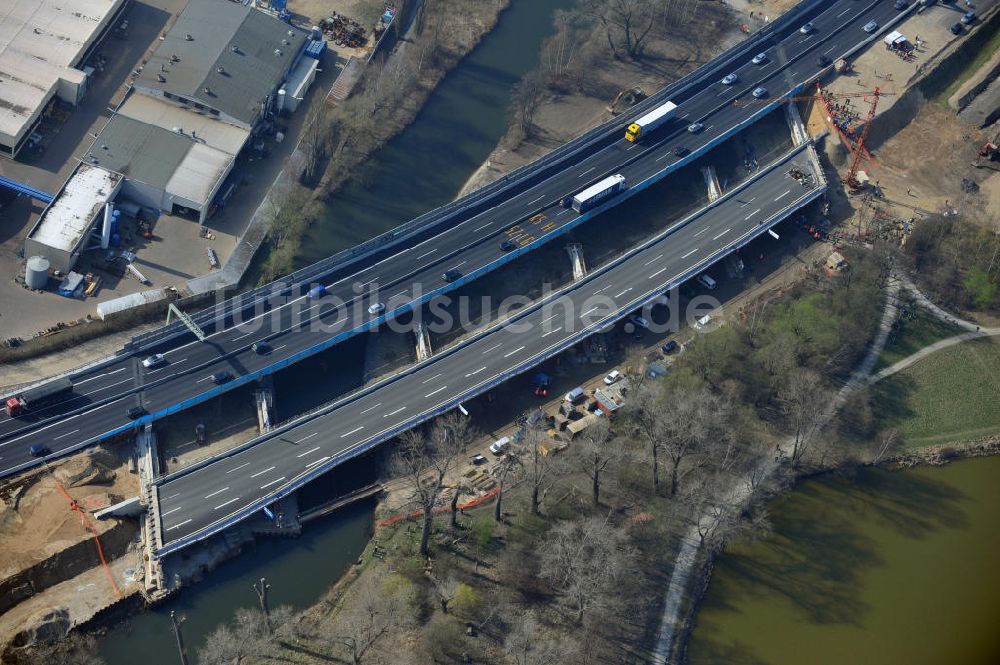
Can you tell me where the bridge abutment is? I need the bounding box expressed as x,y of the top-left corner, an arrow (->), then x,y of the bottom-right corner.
566,243 -> 587,280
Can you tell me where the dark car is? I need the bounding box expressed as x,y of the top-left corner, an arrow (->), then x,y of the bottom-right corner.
673,146 -> 690,157
817,54 -> 831,67
500,239 -> 518,252
950,22 -> 963,34
29,443 -> 49,457
252,341 -> 271,355
442,269 -> 463,283
127,405 -> 146,419
211,371 -> 234,384
961,11 -> 975,24
893,0 -> 907,9
661,340 -> 678,354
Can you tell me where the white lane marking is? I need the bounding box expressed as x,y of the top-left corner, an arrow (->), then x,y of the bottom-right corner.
713,228 -> 731,240
682,248 -> 699,259
165,493 -> 180,499
527,195 -> 545,206
745,208 -> 761,220
260,476 -> 286,489
643,254 -> 663,266
147,358 -> 187,374
250,466 -> 276,479
578,166 -> 596,178
694,227 -> 710,237
824,44 -> 837,54
557,209 -> 570,216
297,433 -> 318,443
214,497 -> 241,510
465,366 -> 487,377
503,345 -> 526,358
615,288 -> 632,298
775,189 -> 791,201
305,456 -> 330,469
837,7 -> 851,17
341,426 -> 365,438
232,332 -> 253,341
422,372 -> 443,384
226,462 -> 251,474
416,248 -> 437,260
582,306 -> 598,316
273,344 -> 287,352
705,125 -> 714,131
540,313 -> 561,325
360,402 -> 382,415
162,506 -> 183,516
75,367 -> 126,386
649,267 -> 669,279
482,343 -> 502,355
297,446 -> 321,457
448,261 -> 467,270
166,519 -> 192,531
204,487 -> 229,499
82,377 -> 132,396
425,386 -> 448,398
195,376 -> 211,383
392,290 -> 408,298
385,406 -> 406,418
542,327 -> 563,338
593,285 -> 613,295
628,143 -> 639,151
473,222 -> 492,233
656,152 -> 671,163
54,429 -> 80,440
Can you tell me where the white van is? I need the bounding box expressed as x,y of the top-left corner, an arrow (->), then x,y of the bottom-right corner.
565,387 -> 585,403
697,273 -> 717,290
489,436 -> 511,455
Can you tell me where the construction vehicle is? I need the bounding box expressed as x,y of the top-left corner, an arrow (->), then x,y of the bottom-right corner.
607,87 -> 646,115
625,100 -> 678,142
974,134 -> 999,167
5,378 -> 74,417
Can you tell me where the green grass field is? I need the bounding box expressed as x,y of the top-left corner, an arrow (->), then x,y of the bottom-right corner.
876,306 -> 965,370
873,338 -> 1000,448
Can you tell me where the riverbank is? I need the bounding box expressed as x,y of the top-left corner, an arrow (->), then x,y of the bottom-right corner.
252,0 -> 515,283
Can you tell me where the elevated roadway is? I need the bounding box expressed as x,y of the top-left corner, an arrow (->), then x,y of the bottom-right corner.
0,0 -> 914,478
155,141 -> 825,554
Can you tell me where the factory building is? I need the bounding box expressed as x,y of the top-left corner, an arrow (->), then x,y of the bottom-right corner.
0,0 -> 127,158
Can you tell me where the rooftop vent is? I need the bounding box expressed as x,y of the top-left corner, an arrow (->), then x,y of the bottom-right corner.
274,48 -> 283,56
283,39 -> 290,46
203,87 -> 214,96
100,144 -> 108,150
217,66 -> 225,74
231,45 -> 241,54
173,127 -> 183,134
169,54 -> 179,63
156,74 -> 166,82
185,33 -> 193,41
287,30 -> 294,37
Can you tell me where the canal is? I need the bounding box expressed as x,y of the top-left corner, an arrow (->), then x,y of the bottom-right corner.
98,0 -> 573,661
687,456 -> 1000,665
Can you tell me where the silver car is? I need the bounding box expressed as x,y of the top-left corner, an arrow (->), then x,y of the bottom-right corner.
142,353 -> 166,368
751,52 -> 768,65
368,302 -> 385,315
863,20 -> 879,33
721,73 -> 738,85
687,122 -> 704,133
752,87 -> 768,99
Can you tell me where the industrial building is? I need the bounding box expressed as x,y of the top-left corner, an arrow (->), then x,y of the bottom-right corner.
24,164 -> 123,273
0,0 -> 127,158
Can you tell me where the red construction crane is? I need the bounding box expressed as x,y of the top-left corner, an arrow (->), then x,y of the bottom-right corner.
844,87 -> 884,193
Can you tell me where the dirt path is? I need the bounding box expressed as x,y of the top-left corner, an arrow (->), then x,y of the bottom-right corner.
650,276 -> 902,663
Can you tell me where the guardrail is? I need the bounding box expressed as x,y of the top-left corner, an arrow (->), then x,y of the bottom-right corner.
124,0 -> 832,354
155,142 -> 825,555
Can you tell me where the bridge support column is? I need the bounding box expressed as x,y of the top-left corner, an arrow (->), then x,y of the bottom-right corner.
415,321 -> 433,363
255,377 -> 275,433
701,167 -> 722,202
785,103 -> 809,147
566,243 -> 587,280
136,424 -> 167,597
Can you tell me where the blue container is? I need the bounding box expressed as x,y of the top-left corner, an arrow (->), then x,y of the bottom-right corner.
304,39 -> 326,59
111,233 -> 121,248
110,219 -> 120,236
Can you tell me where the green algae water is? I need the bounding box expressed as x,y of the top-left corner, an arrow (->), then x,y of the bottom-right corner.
688,456 -> 1000,665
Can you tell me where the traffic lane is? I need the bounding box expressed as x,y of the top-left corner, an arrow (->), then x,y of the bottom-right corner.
158,148 -> 816,540
0,0 -> 900,452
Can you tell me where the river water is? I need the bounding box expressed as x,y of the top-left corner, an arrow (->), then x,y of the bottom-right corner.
98,1 -> 573,662
687,456 -> 1000,665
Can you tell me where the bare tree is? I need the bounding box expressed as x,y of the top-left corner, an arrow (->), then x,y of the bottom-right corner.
538,515 -> 637,623
583,0 -> 656,59
504,610 -> 570,665
493,448 -> 522,522
331,571 -> 415,665
15,634 -> 106,665
574,418 -> 621,506
520,428 -> 563,515
871,428 -> 902,464
391,414 -> 475,556
620,382 -> 668,492
655,388 -> 733,496
198,607 -> 275,665
449,480 -> 473,528
509,70 -> 545,144
430,575 -> 461,614
778,368 -> 829,465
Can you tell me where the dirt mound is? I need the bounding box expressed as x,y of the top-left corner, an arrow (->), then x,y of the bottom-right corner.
8,606 -> 69,648
53,451 -> 117,488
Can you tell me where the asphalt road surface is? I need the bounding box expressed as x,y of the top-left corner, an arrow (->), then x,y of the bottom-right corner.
0,0 -> 908,477
156,144 -> 822,551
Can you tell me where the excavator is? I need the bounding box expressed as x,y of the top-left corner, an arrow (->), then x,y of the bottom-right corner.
973,131 -> 999,168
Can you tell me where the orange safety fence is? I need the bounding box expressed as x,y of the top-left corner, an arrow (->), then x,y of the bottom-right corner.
376,486 -> 499,528
54,480 -> 124,599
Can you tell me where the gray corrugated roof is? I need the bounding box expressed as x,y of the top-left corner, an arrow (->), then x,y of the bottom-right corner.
86,115 -> 191,189
136,1 -> 306,125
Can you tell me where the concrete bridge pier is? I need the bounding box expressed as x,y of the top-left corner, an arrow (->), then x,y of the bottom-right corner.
254,377 -> 275,433
701,166 -> 722,202
415,320 -> 433,362
135,424 -> 167,598
785,103 -> 809,146
566,243 -> 587,280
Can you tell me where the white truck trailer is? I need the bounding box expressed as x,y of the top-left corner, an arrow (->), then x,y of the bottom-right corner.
625,100 -> 678,142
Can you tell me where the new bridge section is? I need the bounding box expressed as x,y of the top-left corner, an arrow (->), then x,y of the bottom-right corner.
155,142 -> 825,555
0,0 -> 913,478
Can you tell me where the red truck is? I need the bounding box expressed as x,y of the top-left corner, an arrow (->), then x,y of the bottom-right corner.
5,378 -> 74,417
